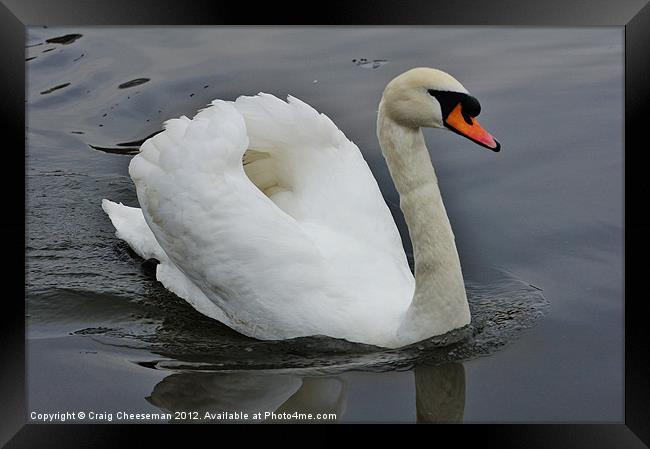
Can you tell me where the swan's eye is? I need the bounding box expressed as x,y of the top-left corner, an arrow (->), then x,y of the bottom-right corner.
427,89 -> 481,123
462,95 -> 481,118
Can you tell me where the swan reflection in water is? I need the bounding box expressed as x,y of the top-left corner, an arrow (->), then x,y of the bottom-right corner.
146,363 -> 465,423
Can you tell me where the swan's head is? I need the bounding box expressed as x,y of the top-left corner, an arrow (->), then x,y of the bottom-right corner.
381,67 -> 500,151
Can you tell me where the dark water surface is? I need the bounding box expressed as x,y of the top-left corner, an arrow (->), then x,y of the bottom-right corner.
26,27 -> 623,423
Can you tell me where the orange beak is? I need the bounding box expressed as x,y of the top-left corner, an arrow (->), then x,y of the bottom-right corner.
444,103 -> 500,152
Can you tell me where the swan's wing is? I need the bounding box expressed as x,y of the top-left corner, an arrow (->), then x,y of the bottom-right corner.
128,97 -> 412,343
233,94 -> 408,263
129,100 -> 337,339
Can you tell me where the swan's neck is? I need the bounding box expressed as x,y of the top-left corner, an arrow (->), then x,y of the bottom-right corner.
377,106 -> 470,345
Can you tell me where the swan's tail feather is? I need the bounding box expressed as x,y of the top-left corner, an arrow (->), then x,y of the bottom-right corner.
101,199 -> 167,262
102,200 -> 232,325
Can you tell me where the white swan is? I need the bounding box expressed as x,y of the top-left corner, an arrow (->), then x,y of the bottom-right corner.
102,68 -> 500,348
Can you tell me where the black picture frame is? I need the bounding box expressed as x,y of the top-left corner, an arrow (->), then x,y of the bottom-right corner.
2,0 -> 648,446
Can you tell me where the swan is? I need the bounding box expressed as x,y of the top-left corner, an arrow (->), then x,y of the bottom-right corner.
102,67 -> 500,349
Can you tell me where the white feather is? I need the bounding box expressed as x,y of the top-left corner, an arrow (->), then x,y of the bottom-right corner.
105,95 -> 414,346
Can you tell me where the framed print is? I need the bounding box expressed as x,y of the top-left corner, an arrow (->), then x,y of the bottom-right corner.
2,0 -> 648,446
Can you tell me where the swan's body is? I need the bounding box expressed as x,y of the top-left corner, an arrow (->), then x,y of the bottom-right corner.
103,68 -> 499,348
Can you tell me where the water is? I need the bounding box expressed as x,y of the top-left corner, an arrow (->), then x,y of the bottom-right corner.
26,26 -> 623,423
